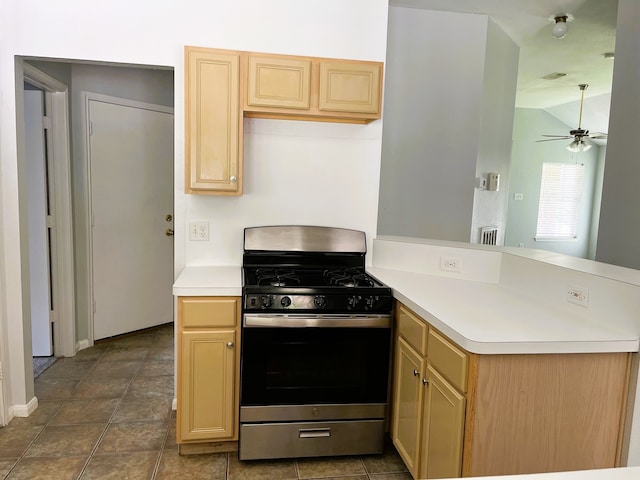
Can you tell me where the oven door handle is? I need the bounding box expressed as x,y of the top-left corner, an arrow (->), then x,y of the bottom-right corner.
243,314 -> 391,328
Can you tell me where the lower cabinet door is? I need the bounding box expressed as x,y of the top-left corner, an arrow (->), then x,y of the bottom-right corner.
179,329 -> 236,441
392,336 -> 426,478
420,364 -> 465,479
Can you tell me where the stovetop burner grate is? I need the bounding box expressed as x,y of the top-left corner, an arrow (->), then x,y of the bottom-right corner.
256,268 -> 301,287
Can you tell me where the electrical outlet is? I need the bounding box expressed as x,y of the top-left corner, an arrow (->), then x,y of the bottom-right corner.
440,256 -> 461,272
189,222 -> 209,241
567,284 -> 589,307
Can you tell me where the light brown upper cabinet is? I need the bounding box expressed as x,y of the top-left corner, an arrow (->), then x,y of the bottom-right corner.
185,46 -> 383,195
319,61 -> 381,114
185,47 -> 242,195
243,52 -> 383,124
247,54 -> 311,110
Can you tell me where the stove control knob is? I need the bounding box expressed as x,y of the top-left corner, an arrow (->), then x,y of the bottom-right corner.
347,295 -> 362,310
314,296 -> 326,308
260,295 -> 272,309
281,296 -> 292,308
365,295 -> 379,310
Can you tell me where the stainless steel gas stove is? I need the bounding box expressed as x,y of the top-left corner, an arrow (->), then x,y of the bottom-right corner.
239,225 -> 393,461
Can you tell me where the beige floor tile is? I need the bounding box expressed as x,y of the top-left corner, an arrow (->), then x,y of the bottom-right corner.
80,451 -> 159,479
87,360 -> 141,379
111,395 -> 172,423
164,413 -> 177,450
9,402 -> 62,426
49,398 -> 120,426
71,378 -> 131,399
369,473 -> 413,480
37,359 -> 95,379
96,421 -> 168,453
24,424 -> 105,458
104,334 -> 156,349
6,455 -> 87,479
296,456 -> 367,478
362,449 -> 408,474
99,347 -> 149,362
138,360 -> 174,376
228,452 -> 297,480
155,450 -> 227,480
125,375 -> 173,399
34,378 -> 81,401
145,346 -> 174,361
72,346 -> 108,362
0,458 -> 18,477
0,424 -> 43,458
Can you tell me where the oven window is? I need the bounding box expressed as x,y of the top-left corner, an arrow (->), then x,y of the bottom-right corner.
241,327 -> 390,406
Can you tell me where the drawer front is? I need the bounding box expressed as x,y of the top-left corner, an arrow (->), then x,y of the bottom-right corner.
396,304 -> 428,356
427,329 -> 468,393
179,297 -> 239,328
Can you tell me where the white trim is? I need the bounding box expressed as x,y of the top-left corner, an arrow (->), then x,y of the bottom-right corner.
76,339 -> 90,352
81,92 -> 174,344
10,396 -> 38,418
23,64 -> 76,358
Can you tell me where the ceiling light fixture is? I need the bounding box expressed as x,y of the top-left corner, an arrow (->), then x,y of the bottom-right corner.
550,14 -> 574,39
553,16 -> 568,38
567,138 -> 592,153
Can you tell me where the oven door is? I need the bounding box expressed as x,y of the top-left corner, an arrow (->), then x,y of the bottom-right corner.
240,314 -> 391,418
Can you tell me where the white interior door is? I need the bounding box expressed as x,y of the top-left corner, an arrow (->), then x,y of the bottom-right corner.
87,95 -> 174,340
25,89 -> 53,356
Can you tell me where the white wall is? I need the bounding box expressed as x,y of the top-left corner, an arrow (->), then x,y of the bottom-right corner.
471,19 -> 519,245
0,0 -> 389,418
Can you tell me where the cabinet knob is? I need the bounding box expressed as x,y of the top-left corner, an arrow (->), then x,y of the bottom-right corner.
413,369 -> 419,377
230,175 -> 237,183
422,378 -> 429,385
227,342 -> 234,349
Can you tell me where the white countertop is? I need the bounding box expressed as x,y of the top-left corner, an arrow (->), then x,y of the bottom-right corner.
457,467 -> 640,480
172,264 -> 639,355
172,266 -> 242,296
368,266 -> 639,355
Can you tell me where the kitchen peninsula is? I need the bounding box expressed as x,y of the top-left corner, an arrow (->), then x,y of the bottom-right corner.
173,236 -> 640,478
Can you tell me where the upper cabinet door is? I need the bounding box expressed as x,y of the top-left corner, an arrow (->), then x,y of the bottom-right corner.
318,61 -> 382,114
185,47 -> 241,195
247,55 -> 311,110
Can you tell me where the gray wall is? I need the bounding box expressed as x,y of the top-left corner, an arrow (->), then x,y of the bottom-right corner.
596,0 -> 640,269
377,7 -> 518,243
504,108 -> 602,258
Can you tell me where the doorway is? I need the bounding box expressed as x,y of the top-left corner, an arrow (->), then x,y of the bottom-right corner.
83,93 -> 174,340
22,63 -> 76,361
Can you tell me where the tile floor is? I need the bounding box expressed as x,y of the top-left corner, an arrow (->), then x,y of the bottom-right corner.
0,323 -> 411,479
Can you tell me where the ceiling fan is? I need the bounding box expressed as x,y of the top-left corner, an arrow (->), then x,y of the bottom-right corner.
537,83 -> 608,152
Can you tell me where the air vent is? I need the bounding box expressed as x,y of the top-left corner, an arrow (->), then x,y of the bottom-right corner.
480,226 -> 498,245
542,72 -> 567,80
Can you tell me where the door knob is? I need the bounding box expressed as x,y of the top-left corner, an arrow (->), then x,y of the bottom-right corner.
413,369 -> 419,377
165,228 -> 174,237
227,342 -> 234,349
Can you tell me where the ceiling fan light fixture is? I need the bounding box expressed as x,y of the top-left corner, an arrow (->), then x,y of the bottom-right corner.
567,138 -> 592,153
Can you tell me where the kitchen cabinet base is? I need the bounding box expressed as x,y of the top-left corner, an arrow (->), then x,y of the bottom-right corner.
179,440 -> 238,456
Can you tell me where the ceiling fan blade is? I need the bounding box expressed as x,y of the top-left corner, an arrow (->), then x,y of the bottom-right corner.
536,138 -> 568,143
589,132 -> 608,139
540,135 -> 572,138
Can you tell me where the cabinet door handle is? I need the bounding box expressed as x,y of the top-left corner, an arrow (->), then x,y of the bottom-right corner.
230,175 -> 237,183
413,369 -> 419,377
227,342 -> 234,349
422,378 -> 429,386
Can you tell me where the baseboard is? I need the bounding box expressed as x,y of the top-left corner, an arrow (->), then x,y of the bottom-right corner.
76,339 -> 90,352
11,396 -> 38,418
172,398 -> 177,410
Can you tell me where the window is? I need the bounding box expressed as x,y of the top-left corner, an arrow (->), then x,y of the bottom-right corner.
535,162 -> 585,240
